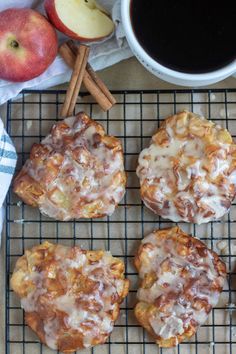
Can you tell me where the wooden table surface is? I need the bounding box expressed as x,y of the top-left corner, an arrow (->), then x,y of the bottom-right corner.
1,57 -> 236,354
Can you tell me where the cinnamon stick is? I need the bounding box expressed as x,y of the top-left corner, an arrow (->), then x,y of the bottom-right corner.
61,45 -> 90,118
59,41 -> 116,111
86,62 -> 116,106
67,40 -> 116,106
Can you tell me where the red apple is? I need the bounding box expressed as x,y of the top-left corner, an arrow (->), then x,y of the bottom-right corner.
0,8 -> 58,82
45,0 -> 114,42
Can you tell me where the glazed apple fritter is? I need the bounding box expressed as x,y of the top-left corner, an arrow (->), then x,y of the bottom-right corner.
11,242 -> 129,353
137,110 -> 236,223
134,226 -> 226,347
13,112 -> 126,220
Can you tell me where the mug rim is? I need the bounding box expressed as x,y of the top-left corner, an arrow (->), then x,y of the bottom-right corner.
121,0 -> 236,82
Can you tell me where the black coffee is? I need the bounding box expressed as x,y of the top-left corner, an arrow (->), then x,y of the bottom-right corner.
130,0 -> 236,73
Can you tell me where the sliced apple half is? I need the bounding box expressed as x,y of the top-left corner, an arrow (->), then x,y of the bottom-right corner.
45,0 -> 115,42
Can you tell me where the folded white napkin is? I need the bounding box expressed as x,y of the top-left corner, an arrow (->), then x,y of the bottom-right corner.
0,0 -> 133,105
0,119 -> 17,236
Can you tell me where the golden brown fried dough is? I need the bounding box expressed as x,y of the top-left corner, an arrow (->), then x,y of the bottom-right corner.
134,226 -> 226,347
13,112 -> 126,220
11,242 -> 129,352
137,110 -> 236,223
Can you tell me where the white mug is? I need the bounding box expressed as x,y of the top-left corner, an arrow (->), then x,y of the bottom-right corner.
121,0 -> 236,87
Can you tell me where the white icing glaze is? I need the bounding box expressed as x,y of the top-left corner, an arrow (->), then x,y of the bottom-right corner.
150,315 -> 184,340
44,319 -> 59,350
21,287 -> 46,312
20,244 -> 127,350
137,112 -> 236,224
136,229 -> 226,342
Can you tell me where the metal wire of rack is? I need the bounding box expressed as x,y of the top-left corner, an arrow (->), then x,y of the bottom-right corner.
5,89 -> 236,354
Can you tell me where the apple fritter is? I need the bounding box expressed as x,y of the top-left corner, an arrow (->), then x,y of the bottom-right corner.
137,110 -> 236,224
13,112 -> 126,220
134,226 -> 226,348
11,242 -> 129,353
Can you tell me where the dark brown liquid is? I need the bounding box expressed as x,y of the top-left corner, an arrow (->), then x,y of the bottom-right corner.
131,0 -> 236,73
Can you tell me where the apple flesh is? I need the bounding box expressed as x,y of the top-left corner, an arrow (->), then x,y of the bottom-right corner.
45,0 -> 115,42
0,8 -> 58,82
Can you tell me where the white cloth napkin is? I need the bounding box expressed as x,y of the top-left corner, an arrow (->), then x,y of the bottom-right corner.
0,119 -> 17,236
0,0 -> 133,105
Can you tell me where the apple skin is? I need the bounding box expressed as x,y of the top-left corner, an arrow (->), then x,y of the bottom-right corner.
44,0 -> 114,42
0,8 -> 58,82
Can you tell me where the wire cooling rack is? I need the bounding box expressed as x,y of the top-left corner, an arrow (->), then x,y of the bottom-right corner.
5,89 -> 236,354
